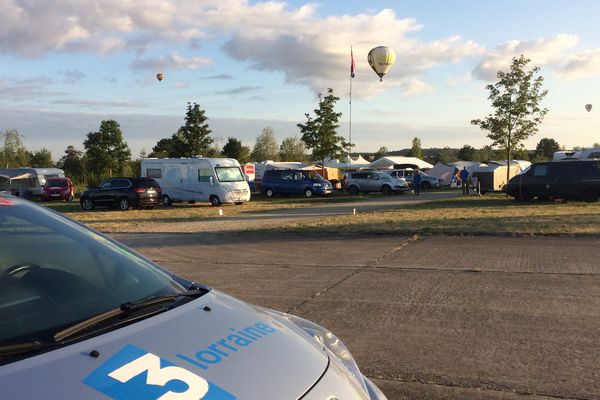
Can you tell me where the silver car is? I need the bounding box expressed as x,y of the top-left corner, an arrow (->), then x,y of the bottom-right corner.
344,170 -> 410,194
385,169 -> 441,189
0,195 -> 387,400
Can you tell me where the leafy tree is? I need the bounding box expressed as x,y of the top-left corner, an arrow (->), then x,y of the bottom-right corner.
457,145 -> 477,161
151,136 -> 187,158
83,120 -> 131,178
297,88 -> 349,164
222,137 -> 251,163
279,137 -> 307,162
471,55 -> 549,182
177,102 -> 213,157
407,137 -> 424,159
251,127 -> 279,161
0,129 -> 29,168
57,145 -> 86,183
433,147 -> 454,164
27,148 -> 53,168
535,138 -> 560,159
373,146 -> 388,160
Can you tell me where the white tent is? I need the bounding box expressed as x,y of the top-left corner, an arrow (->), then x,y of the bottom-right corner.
428,162 -> 458,186
369,156 -> 433,171
324,155 -> 371,169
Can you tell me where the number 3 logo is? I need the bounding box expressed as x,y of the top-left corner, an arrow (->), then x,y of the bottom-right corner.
109,352 -> 209,400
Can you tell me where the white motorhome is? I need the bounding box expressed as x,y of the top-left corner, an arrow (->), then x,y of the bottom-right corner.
140,157 -> 251,206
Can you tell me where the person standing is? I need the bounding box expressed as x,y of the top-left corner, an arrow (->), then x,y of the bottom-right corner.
460,166 -> 470,195
413,168 -> 422,195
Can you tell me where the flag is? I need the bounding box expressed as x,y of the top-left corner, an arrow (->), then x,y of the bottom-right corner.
350,46 -> 355,78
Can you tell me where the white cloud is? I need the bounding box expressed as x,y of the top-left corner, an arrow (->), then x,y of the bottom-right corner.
557,49 -> 600,80
131,52 -> 212,71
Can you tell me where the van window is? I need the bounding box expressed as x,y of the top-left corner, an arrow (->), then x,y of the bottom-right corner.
198,168 -> 212,183
549,163 -> 578,177
146,168 -> 162,179
280,171 -> 295,180
581,162 -> 600,178
532,165 -> 548,177
588,152 -> 600,158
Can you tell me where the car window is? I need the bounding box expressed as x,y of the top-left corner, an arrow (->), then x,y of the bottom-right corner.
135,179 -> 160,189
46,179 -> 68,187
581,162 -> 600,178
281,171 -> 295,180
215,167 -> 244,182
99,180 -> 112,190
532,165 -> 548,177
549,163 -> 578,177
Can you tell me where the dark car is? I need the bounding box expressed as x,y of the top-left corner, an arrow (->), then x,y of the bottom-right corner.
41,177 -> 74,202
261,169 -> 333,198
80,177 -> 162,211
505,159 -> 600,202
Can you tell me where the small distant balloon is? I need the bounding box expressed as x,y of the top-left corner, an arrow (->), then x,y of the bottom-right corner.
585,104 -> 592,112
367,46 -> 396,82
156,73 -> 164,82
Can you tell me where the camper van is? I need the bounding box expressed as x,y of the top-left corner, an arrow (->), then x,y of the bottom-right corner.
140,157 -> 250,206
0,167 -> 65,198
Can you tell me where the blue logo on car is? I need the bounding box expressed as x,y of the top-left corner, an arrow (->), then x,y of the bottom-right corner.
84,344 -> 236,400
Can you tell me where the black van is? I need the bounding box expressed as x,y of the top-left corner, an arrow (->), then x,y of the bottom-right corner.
505,159 -> 600,202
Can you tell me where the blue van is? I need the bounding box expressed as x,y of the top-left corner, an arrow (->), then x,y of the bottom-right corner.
261,169 -> 333,197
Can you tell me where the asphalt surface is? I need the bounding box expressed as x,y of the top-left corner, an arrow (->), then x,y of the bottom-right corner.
114,232 -> 600,400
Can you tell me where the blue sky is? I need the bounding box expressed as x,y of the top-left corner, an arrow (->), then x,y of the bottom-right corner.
1,0 -> 600,160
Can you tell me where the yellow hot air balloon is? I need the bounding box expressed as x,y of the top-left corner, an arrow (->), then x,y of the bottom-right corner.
585,104 -> 592,112
367,46 -> 396,82
156,73 -> 164,82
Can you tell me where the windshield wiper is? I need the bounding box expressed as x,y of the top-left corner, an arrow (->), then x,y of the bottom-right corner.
53,289 -> 205,343
0,341 -> 57,358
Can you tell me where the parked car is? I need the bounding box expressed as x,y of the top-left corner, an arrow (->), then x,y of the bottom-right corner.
505,159 -> 600,202
80,177 -> 162,211
344,170 -> 409,194
0,194 -> 387,399
41,177 -> 74,202
261,169 -> 333,198
385,169 -> 441,189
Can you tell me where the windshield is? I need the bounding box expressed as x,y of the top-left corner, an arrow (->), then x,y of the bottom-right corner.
215,166 -> 244,182
46,179 -> 68,187
0,200 -> 184,348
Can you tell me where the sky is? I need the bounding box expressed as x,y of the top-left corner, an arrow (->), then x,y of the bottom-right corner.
1,0 -> 600,160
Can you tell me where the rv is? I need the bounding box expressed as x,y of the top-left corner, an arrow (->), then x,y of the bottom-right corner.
0,167 -> 65,198
140,158 -> 251,206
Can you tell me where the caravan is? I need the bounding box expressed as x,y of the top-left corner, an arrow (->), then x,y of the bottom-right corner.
140,157 -> 250,206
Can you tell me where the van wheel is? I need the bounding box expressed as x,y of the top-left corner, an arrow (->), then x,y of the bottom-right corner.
583,188 -> 599,203
162,195 -> 172,207
80,197 -> 95,210
381,185 -> 392,195
210,195 -> 221,207
304,188 -> 314,198
265,188 -> 274,198
348,185 -> 359,195
119,197 -> 131,211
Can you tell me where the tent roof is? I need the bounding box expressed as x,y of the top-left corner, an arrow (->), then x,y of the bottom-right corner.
0,169 -> 35,180
369,156 -> 433,170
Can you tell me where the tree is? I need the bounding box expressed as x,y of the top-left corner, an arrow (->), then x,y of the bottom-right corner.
177,102 -> 213,157
407,137 -> 424,159
297,88 -> 349,165
433,147 -> 454,164
535,138 -> 560,159
151,136 -> 187,158
457,145 -> 476,161
57,145 -> 86,183
373,146 -> 388,160
83,120 -> 131,179
279,137 -> 307,162
0,129 -> 29,168
251,127 -> 279,161
222,137 -> 250,163
27,148 -> 53,167
471,55 -> 548,182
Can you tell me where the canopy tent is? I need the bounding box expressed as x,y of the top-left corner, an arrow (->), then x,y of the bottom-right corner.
324,155 -> 371,169
369,156 -> 433,171
0,169 -> 36,197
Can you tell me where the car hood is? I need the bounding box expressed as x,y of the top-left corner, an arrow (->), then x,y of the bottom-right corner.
0,290 -> 328,400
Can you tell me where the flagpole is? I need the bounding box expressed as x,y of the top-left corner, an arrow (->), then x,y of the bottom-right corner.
349,46 -> 354,165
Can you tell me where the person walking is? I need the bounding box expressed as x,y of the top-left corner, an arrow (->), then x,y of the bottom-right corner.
413,168 -> 422,195
460,166 -> 470,195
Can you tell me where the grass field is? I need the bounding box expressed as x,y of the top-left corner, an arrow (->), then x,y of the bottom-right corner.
40,191 -> 600,236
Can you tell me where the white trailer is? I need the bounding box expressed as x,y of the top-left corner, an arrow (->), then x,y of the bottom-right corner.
140,158 -> 251,206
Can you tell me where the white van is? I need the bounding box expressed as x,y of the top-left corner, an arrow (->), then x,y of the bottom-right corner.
140,158 -> 251,206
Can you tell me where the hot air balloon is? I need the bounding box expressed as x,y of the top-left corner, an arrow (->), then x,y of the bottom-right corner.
367,46 -> 396,82
156,73 -> 164,82
585,104 -> 592,112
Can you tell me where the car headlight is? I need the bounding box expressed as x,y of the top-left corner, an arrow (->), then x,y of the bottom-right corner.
267,310 -> 369,396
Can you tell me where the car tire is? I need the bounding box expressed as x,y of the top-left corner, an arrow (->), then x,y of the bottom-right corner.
381,185 -> 392,195
348,185 -> 359,195
421,181 -> 431,189
80,197 -> 95,210
162,195 -> 172,207
304,188 -> 314,198
210,195 -> 221,207
265,188 -> 275,198
119,197 -> 131,211
583,188 -> 599,203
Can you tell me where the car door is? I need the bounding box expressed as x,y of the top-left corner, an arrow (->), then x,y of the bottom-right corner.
278,170 -> 296,194
93,180 -> 114,204
548,162 -> 579,198
522,164 -> 550,198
